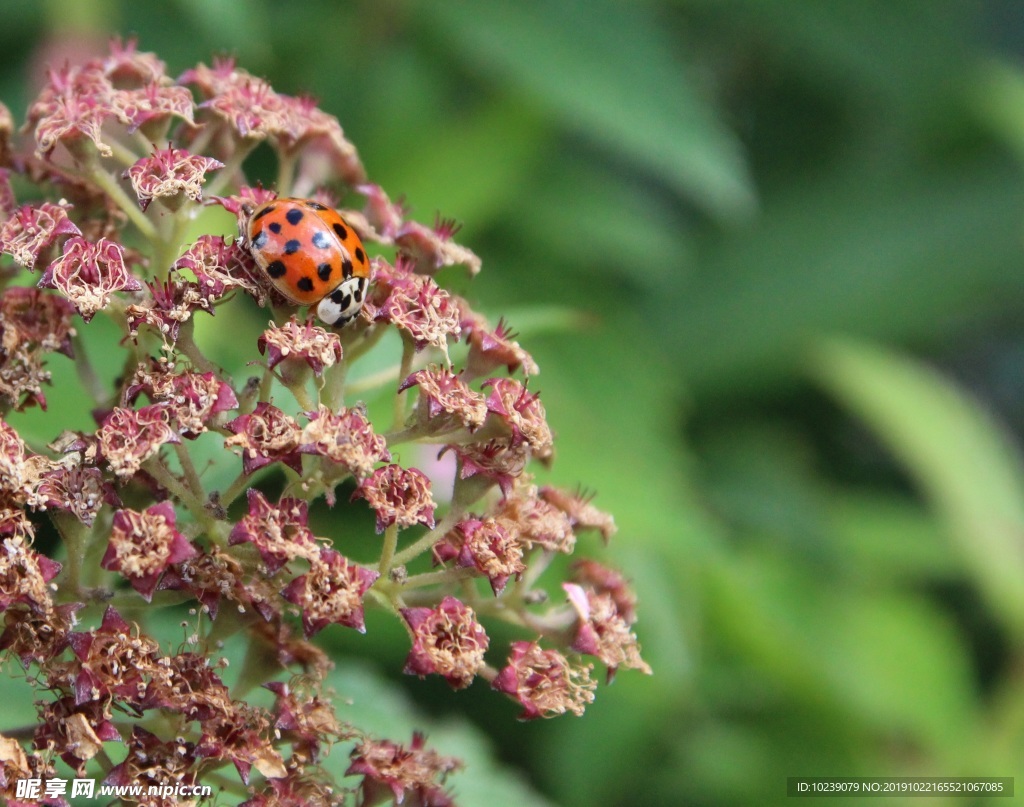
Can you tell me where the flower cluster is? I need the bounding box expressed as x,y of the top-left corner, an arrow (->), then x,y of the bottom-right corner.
0,39 -> 648,805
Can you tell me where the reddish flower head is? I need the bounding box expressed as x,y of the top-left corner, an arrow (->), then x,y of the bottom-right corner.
434,517 -> 524,595
224,402 -> 302,475
101,501 -> 197,601
97,403 -> 180,479
258,316 -> 342,376
347,732 -> 459,807
39,236 -> 143,322
401,595 -> 489,689
564,583 -> 651,680
400,364 -> 487,433
299,404 -> 390,480
282,546 -> 379,636
493,641 -> 596,719
124,146 -> 223,211
228,488 -> 315,573
0,202 -> 81,269
354,464 -> 436,533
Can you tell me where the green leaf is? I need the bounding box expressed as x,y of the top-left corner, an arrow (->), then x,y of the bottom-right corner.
419,0 -> 754,221
812,337 -> 1024,637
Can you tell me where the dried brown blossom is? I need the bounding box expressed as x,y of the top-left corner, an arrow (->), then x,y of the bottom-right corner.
396,215 -> 482,277
124,146 -> 223,211
347,732 -> 460,807
196,703 -> 286,785
126,366 -> 238,438
102,726 -> 198,804
228,488 -> 316,573
483,377 -> 553,458
461,313 -> 539,378
401,595 -> 489,689
29,63 -> 115,158
0,286 -> 77,357
367,257 -> 461,352
101,501 -> 197,601
224,401 -> 302,475
31,464 -> 119,526
265,678 -> 346,765
0,602 -> 79,668
281,546 -> 379,636
39,236 -> 143,321
354,463 -> 436,532
35,695 -> 122,774
299,404 -> 390,480
0,201 -> 81,269
492,641 -> 596,719
564,583 -> 652,679
400,364 -> 488,433
97,403 -> 179,479
496,484 -> 576,554
173,234 -> 263,305
541,486 -> 617,542
571,559 -> 637,624
449,438 -> 530,497
258,316 -> 342,376
65,606 -> 162,707
434,517 -> 524,595
0,534 -> 60,613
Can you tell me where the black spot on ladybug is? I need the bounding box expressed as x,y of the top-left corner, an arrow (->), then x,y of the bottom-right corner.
297,277 -> 314,292
331,289 -> 346,304
312,231 -> 331,250
269,222 -> 282,234
253,205 -> 275,221
354,246 -> 365,264
252,230 -> 268,250
286,208 -> 304,225
317,262 -> 333,281
284,239 -> 301,255
341,258 -> 353,279
307,201 -> 327,210
332,222 -> 348,240
353,286 -> 363,303
340,293 -> 352,310
267,260 -> 287,278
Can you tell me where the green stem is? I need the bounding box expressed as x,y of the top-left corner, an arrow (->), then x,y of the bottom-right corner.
105,137 -> 144,169
400,566 -> 478,590
87,165 -> 158,241
71,330 -> 109,405
177,317 -> 218,373
391,337 -> 416,431
203,138 -> 258,199
391,484 -> 474,569
276,149 -> 298,195
378,524 -> 400,577
51,511 -> 87,598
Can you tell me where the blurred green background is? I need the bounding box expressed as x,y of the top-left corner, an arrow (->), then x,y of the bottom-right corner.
8,0 -> 1024,804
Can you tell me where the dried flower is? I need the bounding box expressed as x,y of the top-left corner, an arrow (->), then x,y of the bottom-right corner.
354,464 -> 436,532
258,316 -> 342,376
0,202 -> 80,269
347,733 -> 459,807
400,365 -> 488,433
39,236 -> 143,322
124,146 -> 223,211
493,641 -> 596,719
299,404 -> 390,480
434,517 -> 524,595
97,404 -> 179,479
564,583 -> 652,679
401,595 -> 489,689
282,546 -> 379,636
228,488 -> 315,573
224,401 -> 302,475
101,501 -> 197,601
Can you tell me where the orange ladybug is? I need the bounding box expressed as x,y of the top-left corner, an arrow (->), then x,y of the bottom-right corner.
244,197 -> 371,326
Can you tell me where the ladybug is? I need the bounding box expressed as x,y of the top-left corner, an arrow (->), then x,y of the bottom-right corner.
244,197 -> 371,327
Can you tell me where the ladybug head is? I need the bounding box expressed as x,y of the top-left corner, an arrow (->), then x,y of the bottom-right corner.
316,276 -> 368,327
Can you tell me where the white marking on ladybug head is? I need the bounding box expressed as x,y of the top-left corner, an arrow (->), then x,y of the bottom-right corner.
316,277 -> 367,327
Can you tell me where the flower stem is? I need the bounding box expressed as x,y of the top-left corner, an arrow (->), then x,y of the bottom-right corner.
87,165 -> 158,241
378,523 -> 399,577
